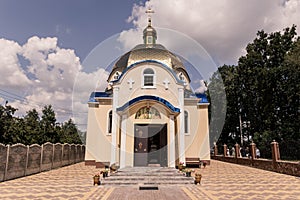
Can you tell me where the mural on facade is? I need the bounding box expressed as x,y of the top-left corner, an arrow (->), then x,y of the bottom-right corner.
135,107 -> 161,119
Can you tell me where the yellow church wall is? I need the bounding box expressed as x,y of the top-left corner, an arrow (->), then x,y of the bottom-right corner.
85,104 -> 112,163
184,104 -> 210,160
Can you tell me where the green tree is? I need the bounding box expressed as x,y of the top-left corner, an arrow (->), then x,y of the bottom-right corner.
40,105 -> 59,144
0,104 -> 18,144
215,25 -> 299,159
59,119 -> 82,144
23,109 -> 41,144
208,69 -> 227,148
274,39 -> 300,159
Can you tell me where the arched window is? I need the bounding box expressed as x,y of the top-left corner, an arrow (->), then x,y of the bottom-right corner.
108,110 -> 112,134
143,68 -> 155,87
184,110 -> 189,134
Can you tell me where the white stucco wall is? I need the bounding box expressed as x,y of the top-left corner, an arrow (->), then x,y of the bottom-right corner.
116,62 -> 181,108
85,103 -> 112,163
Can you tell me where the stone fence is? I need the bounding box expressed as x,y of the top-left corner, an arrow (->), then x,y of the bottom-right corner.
212,140 -> 300,177
0,142 -> 85,182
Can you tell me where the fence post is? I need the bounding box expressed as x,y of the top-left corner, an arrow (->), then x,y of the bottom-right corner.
51,143 -> 54,170
214,143 -> 218,156
250,142 -> 256,160
235,143 -> 240,159
4,145 -> 10,181
276,142 -> 280,160
40,144 -> 43,173
61,144 -> 64,166
223,144 -> 227,157
25,145 -> 29,176
271,140 -> 280,171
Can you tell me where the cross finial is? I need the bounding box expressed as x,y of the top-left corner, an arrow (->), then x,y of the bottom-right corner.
163,78 -> 170,90
146,7 -> 154,26
127,78 -> 135,90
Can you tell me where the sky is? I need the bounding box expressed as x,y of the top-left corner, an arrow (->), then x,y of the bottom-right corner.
0,0 -> 299,131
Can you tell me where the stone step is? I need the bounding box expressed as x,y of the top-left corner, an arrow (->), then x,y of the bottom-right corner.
101,180 -> 194,185
110,172 -> 184,177
101,167 -> 194,186
117,168 -> 178,173
101,181 -> 194,186
102,176 -> 193,181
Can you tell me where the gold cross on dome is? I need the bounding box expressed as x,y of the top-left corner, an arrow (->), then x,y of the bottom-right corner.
146,7 -> 154,16
146,7 -> 154,25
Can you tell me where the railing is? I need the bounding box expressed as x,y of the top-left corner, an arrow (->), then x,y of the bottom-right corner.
0,142 -> 85,182
212,141 -> 300,177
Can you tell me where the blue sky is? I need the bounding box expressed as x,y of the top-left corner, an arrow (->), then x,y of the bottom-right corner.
0,0 -> 144,60
0,0 -> 299,130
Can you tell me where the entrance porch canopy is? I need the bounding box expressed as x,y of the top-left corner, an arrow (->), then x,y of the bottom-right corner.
116,95 -> 180,116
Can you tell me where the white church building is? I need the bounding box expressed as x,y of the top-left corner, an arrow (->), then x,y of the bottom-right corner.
85,11 -> 210,168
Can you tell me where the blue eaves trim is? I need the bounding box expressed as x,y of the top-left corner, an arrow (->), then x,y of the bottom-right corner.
111,60 -> 185,85
88,92 -> 110,102
195,93 -> 209,103
117,95 -> 180,113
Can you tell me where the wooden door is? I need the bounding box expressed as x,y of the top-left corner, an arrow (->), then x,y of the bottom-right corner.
134,124 -> 148,166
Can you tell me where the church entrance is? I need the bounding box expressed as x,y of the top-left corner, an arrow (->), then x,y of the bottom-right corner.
134,124 -> 167,167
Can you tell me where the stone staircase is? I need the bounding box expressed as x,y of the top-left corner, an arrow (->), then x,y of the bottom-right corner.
101,167 -> 194,186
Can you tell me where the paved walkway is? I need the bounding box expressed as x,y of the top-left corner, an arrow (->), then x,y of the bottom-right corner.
1,160 -> 300,200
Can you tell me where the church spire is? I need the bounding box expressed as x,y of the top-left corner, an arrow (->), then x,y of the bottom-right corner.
143,7 -> 157,46
146,7 -> 154,26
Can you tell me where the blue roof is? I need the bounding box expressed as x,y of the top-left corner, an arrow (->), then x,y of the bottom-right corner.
117,95 -> 180,113
195,93 -> 209,103
88,92 -> 110,102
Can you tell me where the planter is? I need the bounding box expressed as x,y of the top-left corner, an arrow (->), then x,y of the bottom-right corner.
185,171 -> 191,177
110,164 -> 117,172
93,175 -> 100,185
194,173 -> 202,185
103,171 -> 108,178
178,165 -> 183,171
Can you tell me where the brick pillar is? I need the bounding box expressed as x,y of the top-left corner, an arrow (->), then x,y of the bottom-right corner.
250,142 -> 256,160
223,144 -> 227,157
235,143 -> 240,159
271,140 -> 280,170
271,140 -> 280,161
214,144 -> 218,156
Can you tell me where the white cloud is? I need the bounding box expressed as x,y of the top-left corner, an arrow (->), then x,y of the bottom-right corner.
0,39 -> 31,88
195,80 -> 208,94
0,36 -> 108,130
120,0 -> 300,65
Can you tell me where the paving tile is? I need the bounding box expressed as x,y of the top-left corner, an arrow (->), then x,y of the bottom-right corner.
0,160 -> 300,199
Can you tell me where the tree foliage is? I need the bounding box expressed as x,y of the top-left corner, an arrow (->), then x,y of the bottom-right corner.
211,25 -> 299,159
0,104 -> 83,145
